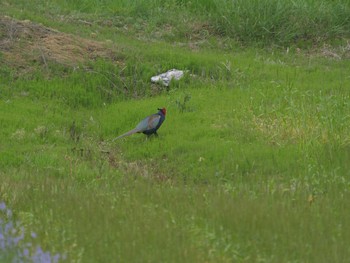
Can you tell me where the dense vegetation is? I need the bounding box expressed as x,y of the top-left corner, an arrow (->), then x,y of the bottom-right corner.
1,0 -> 350,262
4,0 -> 350,46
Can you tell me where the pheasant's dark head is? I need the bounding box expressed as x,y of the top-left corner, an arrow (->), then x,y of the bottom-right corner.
158,107 -> 167,116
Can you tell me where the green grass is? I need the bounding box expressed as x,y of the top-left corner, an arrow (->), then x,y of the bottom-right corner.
1,1 -> 350,262
3,0 -> 350,46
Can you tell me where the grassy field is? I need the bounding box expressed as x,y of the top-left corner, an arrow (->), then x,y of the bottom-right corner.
1,0 -> 350,262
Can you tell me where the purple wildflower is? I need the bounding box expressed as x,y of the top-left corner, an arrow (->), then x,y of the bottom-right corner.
13,232 -> 25,246
4,221 -> 14,235
23,248 -> 29,257
0,201 -> 66,262
32,246 -> 53,263
53,253 -> 61,263
0,202 -> 6,211
31,231 -> 37,239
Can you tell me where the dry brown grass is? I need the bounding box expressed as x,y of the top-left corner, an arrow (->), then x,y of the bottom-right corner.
0,16 -> 120,72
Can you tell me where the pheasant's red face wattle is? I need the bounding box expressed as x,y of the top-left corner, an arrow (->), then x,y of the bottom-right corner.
161,108 -> 166,116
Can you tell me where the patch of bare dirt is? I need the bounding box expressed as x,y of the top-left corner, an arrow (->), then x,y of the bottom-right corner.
0,16 -> 120,72
319,42 -> 350,60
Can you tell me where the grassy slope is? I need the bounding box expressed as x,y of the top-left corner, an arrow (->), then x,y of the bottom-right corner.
1,1 -> 350,262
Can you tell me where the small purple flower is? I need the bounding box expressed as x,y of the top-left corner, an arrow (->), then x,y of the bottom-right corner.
31,232 -> 37,239
13,232 -> 25,245
23,248 -> 29,257
0,201 -> 65,262
0,202 -> 6,211
0,238 -> 5,251
4,221 -> 14,234
32,246 -> 53,263
53,253 -> 60,263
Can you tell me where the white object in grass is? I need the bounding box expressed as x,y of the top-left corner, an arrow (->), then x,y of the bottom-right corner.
151,69 -> 185,86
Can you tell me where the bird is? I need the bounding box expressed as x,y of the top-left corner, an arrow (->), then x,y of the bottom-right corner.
113,108 -> 166,141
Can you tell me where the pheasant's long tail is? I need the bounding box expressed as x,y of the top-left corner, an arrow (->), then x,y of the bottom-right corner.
112,128 -> 140,141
